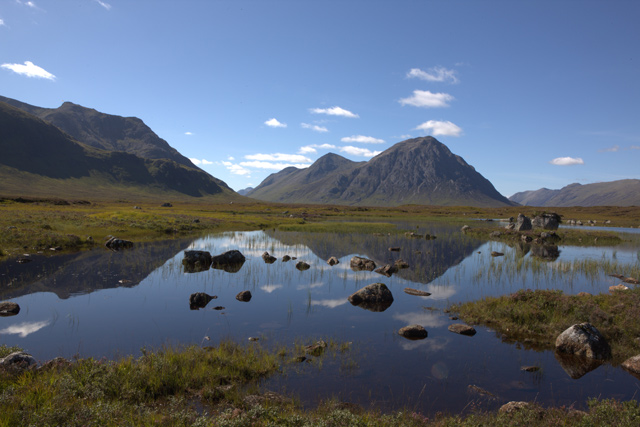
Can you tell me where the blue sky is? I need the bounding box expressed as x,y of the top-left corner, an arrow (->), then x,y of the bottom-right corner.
1,0 -> 639,197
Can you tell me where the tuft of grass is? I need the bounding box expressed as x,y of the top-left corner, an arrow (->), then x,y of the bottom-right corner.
0,344 -> 23,358
451,287 -> 640,362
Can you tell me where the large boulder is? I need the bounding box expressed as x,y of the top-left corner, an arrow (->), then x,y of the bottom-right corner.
347,283 -> 394,312
0,301 -> 20,317
514,214 -> 532,231
350,256 -> 376,271
532,213 -> 561,230
211,250 -> 246,273
182,250 -> 212,273
0,352 -> 37,371
555,323 -> 611,360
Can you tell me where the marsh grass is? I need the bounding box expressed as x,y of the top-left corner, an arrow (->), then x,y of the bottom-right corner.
451,287 -> 640,362
276,221 -> 398,234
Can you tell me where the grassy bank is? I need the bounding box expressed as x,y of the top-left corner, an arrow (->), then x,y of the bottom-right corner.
2,343 -> 640,426
451,286 -> 640,363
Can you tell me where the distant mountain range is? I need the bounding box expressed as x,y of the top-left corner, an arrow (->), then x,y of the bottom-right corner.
509,180 -> 640,207
247,137 -> 514,207
0,98 -> 235,200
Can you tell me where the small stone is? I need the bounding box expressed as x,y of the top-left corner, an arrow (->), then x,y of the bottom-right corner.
521,366 -> 540,372
389,247 -> 401,252
499,401 -> 532,414
248,337 -> 259,342
327,256 -> 340,266
448,324 -> 477,336
398,324 -> 428,340
295,261 -> 310,271
213,306 -> 225,310
610,284 -> 629,292
491,251 -> 504,257
0,301 -> 20,316
404,288 -> 431,297
236,291 -> 252,302
282,255 -> 291,262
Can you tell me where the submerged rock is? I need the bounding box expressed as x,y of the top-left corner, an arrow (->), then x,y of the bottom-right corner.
295,261 -> 311,271
211,250 -> 246,273
448,324 -> 477,336
554,351 -> 603,379
182,250 -> 212,273
189,292 -> 216,310
374,264 -> 397,277
348,283 -> 394,312
398,324 -> 428,340
327,256 -> 340,266
236,291 -> 252,302
105,236 -> 134,251
555,322 -> 611,360
0,301 -> 20,317
305,340 -> 328,357
350,256 -> 376,271
261,251 -> 277,264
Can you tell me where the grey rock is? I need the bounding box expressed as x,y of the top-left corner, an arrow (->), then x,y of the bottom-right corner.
236,291 -> 252,302
295,261 -> 310,271
104,236 -> 134,251
555,322 -> 611,360
404,288 -> 431,297
348,283 -> 394,312
182,250 -> 212,273
375,264 -> 397,277
398,324 -> 428,340
515,213 -> 532,231
554,351 -> 603,379
327,256 -> 340,266
261,251 -> 277,264
531,212 -> 561,230
211,250 -> 246,273
448,324 -> 477,336
0,301 -> 20,316
350,256 -> 376,271
394,259 -> 409,269
0,352 -> 37,371
189,292 -> 216,309
499,401 -> 533,414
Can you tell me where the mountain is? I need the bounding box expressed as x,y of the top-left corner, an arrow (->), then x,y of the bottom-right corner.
510,180 -> 640,207
0,95 -> 194,168
0,101 -> 234,200
247,137 -> 513,207
237,187 -> 254,196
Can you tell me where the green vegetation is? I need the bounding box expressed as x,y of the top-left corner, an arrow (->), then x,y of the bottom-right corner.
2,342 -> 640,426
451,287 -> 640,362
277,221 -> 398,233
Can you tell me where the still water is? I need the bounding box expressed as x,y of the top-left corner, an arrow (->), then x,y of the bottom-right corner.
1,222 -> 639,414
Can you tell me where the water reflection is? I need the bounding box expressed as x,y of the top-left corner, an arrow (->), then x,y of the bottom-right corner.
1,225 -> 639,416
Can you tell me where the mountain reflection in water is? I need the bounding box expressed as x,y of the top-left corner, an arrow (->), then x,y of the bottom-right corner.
1,225 -> 639,416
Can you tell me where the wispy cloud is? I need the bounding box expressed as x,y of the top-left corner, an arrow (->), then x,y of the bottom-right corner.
340,146 -> 382,157
341,135 -> 385,144
415,120 -> 462,137
407,66 -> 458,84
17,0 -> 40,10
94,0 -> 112,10
310,106 -> 359,118
399,90 -> 454,108
0,18 -> 5,26
0,320 -> 50,337
260,284 -> 283,293
1,61 -> 55,80
264,118 -> 287,128
189,158 -> 213,166
599,145 -> 619,152
301,123 -> 329,133
310,298 -> 348,309
184,132 -> 193,136
245,153 -> 311,163
221,161 -> 251,176
298,144 -> 337,154
549,157 -> 584,166
239,161 -> 310,170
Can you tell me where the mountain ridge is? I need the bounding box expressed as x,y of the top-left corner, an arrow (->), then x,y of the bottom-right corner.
509,180 -> 640,207
248,137 -> 514,207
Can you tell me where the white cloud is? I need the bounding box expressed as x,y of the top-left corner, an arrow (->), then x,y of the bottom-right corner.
301,123 -> 329,133
415,120 -> 463,137
189,158 -> 213,166
341,135 -> 385,144
311,298 -> 348,309
222,161 -> 251,175
1,61 -> 55,80
549,157 -> 585,166
310,106 -> 359,118
185,132 -> 193,136
264,118 -> 287,128
245,153 -> 311,163
407,67 -> 458,84
239,161 -> 310,170
228,156 -> 235,160
0,19 -> 5,26
339,146 -> 382,157
399,90 -> 454,108
94,0 -> 111,10
260,284 -> 283,293
0,320 -> 50,338
299,144 -> 337,154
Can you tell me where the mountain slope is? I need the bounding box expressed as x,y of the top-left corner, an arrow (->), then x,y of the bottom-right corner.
0,95 -> 194,168
0,101 -> 234,199
510,180 -> 640,207
248,137 -> 513,207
